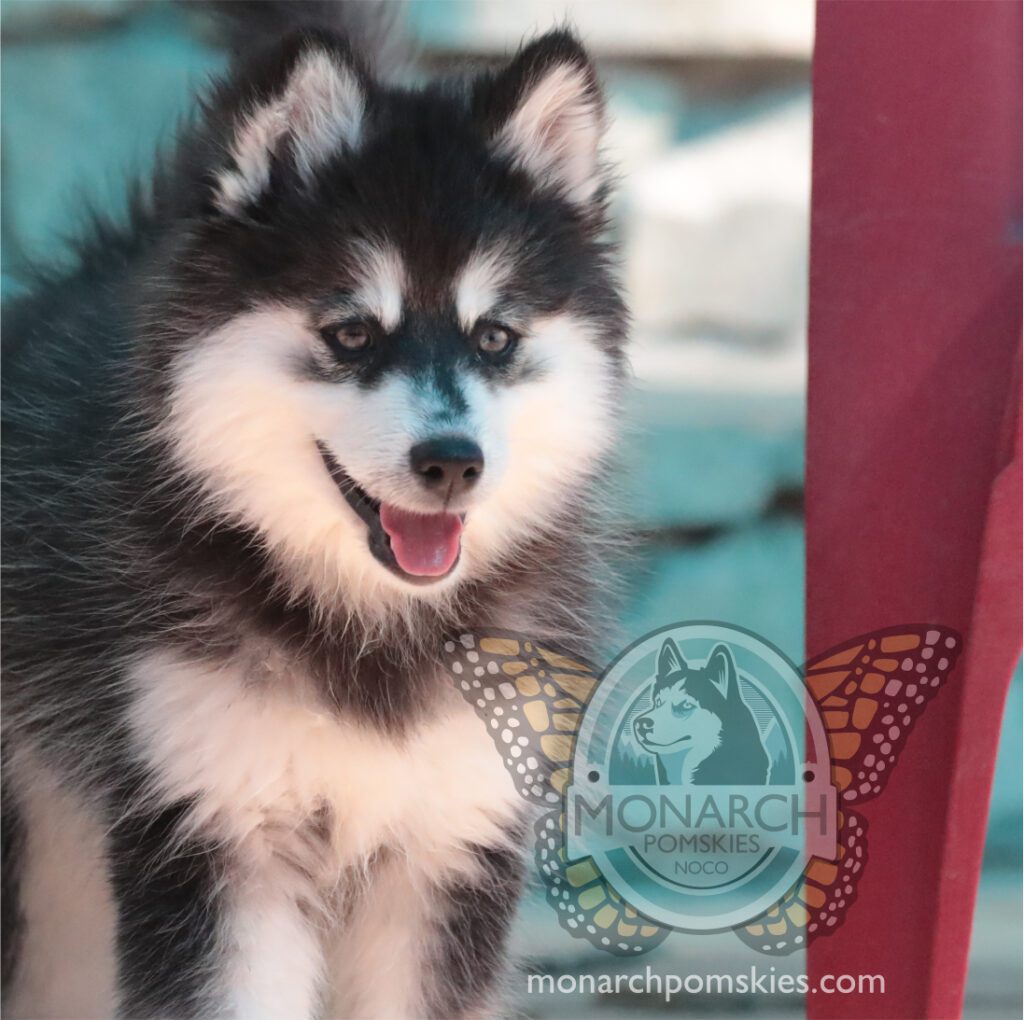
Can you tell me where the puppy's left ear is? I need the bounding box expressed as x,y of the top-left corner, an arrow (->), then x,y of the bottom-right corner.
481,30 -> 606,207
211,40 -> 368,218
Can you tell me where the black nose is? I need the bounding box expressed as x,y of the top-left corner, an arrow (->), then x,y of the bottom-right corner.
635,716 -> 653,739
410,437 -> 484,497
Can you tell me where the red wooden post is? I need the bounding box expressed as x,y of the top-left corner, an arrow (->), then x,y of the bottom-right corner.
806,2 -> 1022,1017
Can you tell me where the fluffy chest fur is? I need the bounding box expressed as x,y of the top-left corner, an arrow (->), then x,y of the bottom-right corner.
127,649 -> 522,879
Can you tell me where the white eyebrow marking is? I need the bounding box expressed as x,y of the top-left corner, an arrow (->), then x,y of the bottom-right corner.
454,244 -> 515,332
352,241 -> 406,331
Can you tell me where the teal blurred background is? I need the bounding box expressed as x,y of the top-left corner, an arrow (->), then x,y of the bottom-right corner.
2,2 -> 1018,1016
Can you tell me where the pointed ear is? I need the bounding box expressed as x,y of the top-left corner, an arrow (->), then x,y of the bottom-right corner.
213,43 -> 367,217
482,30 -> 605,207
706,645 -> 739,701
657,639 -> 686,679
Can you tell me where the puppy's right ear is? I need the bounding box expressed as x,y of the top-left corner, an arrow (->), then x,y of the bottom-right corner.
208,38 -> 368,218
657,639 -> 686,679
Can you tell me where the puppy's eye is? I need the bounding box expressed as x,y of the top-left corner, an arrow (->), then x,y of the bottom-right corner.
472,321 -> 518,359
320,320 -> 374,358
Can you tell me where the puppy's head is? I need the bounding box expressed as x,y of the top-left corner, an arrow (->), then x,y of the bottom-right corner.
150,30 -> 626,614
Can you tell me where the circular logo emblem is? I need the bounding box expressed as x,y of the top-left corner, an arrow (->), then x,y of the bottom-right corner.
566,622 -> 835,932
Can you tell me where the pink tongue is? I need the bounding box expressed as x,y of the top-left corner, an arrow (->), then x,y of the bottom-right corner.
379,504 -> 463,577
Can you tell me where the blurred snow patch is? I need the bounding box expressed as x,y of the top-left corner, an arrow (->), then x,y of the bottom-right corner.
412,0 -> 814,59
630,333 -> 806,396
625,97 -> 811,340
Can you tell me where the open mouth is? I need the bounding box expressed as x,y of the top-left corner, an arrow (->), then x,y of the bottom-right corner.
317,442 -> 464,585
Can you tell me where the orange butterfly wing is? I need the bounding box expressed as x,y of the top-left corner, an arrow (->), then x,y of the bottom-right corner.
806,626 -> 962,805
736,625 -> 961,954
446,626 -> 963,958
442,632 -> 597,806
736,809 -> 867,955
442,631 -> 672,955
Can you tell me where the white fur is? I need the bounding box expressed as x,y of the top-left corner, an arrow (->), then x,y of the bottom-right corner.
216,50 -> 364,215
454,245 -> 514,333
164,305 -> 481,611
463,312 -> 617,562
165,305 -> 615,613
164,306 -> 386,609
309,365 -> 506,519
126,648 -> 521,1017
223,864 -> 325,1019
495,62 -> 602,205
352,241 -> 406,332
4,764 -> 117,1020
327,855 -> 433,1018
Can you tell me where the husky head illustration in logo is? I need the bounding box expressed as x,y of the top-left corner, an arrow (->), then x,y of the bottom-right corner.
633,639 -> 770,785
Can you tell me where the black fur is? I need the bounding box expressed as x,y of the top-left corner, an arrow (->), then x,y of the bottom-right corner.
0,786 -> 25,992
108,799 -> 227,1018
428,840 -> 526,1018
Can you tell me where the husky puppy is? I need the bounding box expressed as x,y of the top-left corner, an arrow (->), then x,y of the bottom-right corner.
634,640 -> 771,786
0,3 -> 627,1016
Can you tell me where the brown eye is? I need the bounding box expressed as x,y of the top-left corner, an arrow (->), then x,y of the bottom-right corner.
320,320 -> 374,359
335,323 -> 371,349
473,321 -> 518,359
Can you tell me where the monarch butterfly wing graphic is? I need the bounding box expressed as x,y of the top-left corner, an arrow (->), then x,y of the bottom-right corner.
806,626 -> 962,805
441,632 -> 596,806
735,625 -> 960,954
535,809 -> 670,956
441,631 -> 671,955
735,809 -> 867,956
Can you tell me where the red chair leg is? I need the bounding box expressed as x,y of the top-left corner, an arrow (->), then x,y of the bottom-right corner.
806,2 -> 1022,1016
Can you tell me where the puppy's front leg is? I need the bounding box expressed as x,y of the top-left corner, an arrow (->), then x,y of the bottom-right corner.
109,801 -> 324,1019
426,843 -> 525,1020
329,842 -> 523,1019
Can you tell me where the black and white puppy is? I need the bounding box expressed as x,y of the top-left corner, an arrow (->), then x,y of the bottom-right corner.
1,2 -> 628,1016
